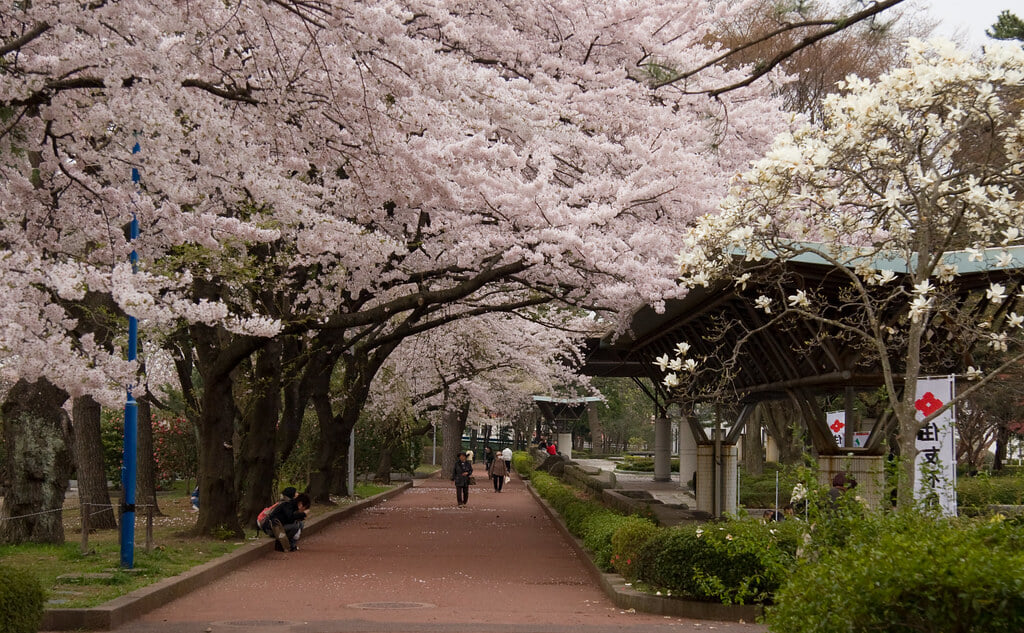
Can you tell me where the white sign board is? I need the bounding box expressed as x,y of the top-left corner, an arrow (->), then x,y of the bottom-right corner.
827,410 -> 846,447
913,377 -> 957,516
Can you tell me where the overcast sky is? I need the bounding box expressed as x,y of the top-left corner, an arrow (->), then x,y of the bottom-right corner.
916,0 -> 1012,49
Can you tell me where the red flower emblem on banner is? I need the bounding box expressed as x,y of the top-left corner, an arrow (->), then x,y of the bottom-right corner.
915,392 -> 943,417
829,418 -> 845,433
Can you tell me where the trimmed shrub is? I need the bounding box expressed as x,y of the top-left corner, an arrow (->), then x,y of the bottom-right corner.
563,498 -> 603,535
610,517 -> 660,581
0,565 -> 45,633
766,511 -> 1024,633
957,471 -> 1024,514
635,519 -> 799,604
530,471 -> 576,512
512,451 -> 534,479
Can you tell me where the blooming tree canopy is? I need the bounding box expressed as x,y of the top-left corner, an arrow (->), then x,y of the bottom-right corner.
664,39 -> 1024,504
1,0 -> 786,394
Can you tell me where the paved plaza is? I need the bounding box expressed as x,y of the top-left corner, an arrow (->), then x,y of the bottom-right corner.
44,473 -> 765,633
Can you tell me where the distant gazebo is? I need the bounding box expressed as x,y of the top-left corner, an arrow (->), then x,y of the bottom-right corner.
532,396 -> 601,460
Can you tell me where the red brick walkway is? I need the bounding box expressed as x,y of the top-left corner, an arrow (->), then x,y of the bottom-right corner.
101,474 -> 767,633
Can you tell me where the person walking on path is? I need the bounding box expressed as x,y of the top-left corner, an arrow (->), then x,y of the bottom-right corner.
488,451 -> 508,492
501,446 -> 513,472
451,451 -> 473,506
483,446 -> 495,471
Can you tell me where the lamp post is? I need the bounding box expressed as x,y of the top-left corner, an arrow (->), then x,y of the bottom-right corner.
120,138 -> 141,568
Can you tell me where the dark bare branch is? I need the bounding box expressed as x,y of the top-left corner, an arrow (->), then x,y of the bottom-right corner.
0,21 -> 51,57
654,0 -> 908,96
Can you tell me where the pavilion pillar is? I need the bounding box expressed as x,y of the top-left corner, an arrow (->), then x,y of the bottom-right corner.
653,417 -> 671,482
557,432 -> 572,460
676,409 -> 699,490
696,436 -> 737,517
765,434 -> 780,463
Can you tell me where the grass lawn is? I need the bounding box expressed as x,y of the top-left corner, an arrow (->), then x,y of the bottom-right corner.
0,483 -> 391,608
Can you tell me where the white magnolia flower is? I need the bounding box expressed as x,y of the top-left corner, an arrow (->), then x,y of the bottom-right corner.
683,358 -> 698,372
653,354 -> 670,371
966,247 -> 984,262
909,296 -> 933,322
996,251 -> 1014,268
755,295 -> 772,313
668,358 -> 683,372
663,373 -> 680,389
1008,313 -> 1024,328
913,279 -> 934,295
788,290 -> 810,308
987,283 -> 1007,304
988,332 -> 1008,352
875,269 -> 897,285
675,342 -> 691,356
735,273 -> 751,290
965,366 -> 983,380
936,263 -> 958,283
1002,227 -> 1020,243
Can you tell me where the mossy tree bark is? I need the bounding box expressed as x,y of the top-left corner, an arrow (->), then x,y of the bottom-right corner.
0,378 -> 73,544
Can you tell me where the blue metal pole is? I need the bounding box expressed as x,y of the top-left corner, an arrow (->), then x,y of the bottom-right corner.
120,140 -> 141,568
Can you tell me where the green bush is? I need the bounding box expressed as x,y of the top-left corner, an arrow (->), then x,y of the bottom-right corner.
957,471 -> 1024,514
512,451 -> 534,479
562,498 -> 603,535
615,456 -> 679,473
531,471 -> 577,512
0,565 -> 45,633
610,517 -> 660,581
766,511 -> 1024,633
635,519 -> 799,605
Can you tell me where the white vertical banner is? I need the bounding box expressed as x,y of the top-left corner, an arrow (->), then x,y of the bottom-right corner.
827,411 -> 846,447
913,376 -> 957,516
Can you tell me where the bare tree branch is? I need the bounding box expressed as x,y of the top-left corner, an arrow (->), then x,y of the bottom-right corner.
0,21 -> 51,57
654,0 -> 908,96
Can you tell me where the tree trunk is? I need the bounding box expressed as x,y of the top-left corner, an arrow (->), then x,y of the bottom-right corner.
276,336 -> 309,465
743,409 -> 764,476
993,423 -> 1010,471
309,345 -> 397,502
136,395 -> 162,517
374,449 -> 393,484
0,378 -> 72,544
235,340 -> 283,529
195,371 -> 242,536
587,404 -> 604,456
71,396 -> 118,530
440,403 -> 470,481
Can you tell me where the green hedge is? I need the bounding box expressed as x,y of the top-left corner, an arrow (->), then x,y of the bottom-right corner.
0,565 -> 45,633
635,519 -> 799,605
531,471 -> 650,573
512,451 -> 535,479
957,472 -> 1024,514
767,511 -> 1024,632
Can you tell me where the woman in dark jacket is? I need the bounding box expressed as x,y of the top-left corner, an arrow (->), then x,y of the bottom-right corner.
451,452 -> 473,507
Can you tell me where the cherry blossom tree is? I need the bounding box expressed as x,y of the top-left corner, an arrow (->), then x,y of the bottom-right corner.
663,40 -> 1024,505
367,309 -> 594,478
4,0 -> 797,534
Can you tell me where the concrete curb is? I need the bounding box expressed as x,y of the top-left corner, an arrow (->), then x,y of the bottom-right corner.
41,482 -> 412,631
523,479 -> 763,623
